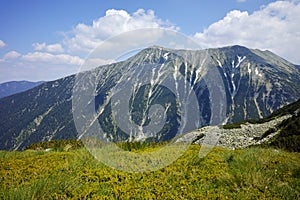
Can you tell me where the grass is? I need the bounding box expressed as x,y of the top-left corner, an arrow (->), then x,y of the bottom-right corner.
0,144 -> 299,199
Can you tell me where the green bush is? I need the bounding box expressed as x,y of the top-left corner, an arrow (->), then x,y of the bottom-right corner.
223,122 -> 242,129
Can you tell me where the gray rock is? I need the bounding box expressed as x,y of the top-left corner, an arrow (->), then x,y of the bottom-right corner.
176,115 -> 290,149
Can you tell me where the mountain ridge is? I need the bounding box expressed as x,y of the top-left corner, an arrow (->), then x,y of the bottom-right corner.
0,80 -> 44,99
0,45 -> 299,150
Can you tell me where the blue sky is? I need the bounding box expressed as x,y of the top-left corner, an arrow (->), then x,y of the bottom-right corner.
0,0 -> 299,83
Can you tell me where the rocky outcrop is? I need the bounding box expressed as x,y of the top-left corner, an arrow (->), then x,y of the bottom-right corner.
176,115 -> 291,149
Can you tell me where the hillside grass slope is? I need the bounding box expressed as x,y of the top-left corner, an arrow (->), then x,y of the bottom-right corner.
1,143 -> 299,199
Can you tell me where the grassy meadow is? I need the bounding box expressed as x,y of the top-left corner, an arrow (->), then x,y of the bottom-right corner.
0,142 -> 299,199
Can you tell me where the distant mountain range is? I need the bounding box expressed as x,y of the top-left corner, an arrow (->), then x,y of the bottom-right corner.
0,45 -> 299,150
0,80 -> 44,99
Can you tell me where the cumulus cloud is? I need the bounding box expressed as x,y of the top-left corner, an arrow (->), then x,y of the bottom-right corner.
3,51 -> 21,60
194,0 -> 300,64
1,9 -> 178,81
22,52 -> 83,65
0,9 -> 180,82
0,51 -> 84,82
0,51 -> 21,62
0,40 -> 6,48
33,42 -> 64,53
63,9 -> 179,53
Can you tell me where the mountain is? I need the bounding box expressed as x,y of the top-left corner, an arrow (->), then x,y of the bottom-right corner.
0,45 -> 300,150
178,98 -> 300,152
0,77 -> 76,150
0,80 -> 44,99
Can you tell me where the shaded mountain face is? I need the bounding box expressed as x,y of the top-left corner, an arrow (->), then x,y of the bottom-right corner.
207,46 -> 300,123
0,81 -> 44,99
0,77 -> 76,150
0,45 -> 300,150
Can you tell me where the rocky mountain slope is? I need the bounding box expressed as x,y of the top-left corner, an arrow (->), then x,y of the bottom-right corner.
177,99 -> 300,151
0,45 -> 299,150
0,80 -> 44,99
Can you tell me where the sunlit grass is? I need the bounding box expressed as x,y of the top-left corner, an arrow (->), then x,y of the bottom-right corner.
0,144 -> 299,199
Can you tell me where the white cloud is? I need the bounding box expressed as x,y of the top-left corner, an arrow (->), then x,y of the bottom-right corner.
0,40 -> 6,48
4,4 -> 300,83
3,51 -> 21,60
0,51 -> 84,82
194,0 -> 300,64
236,0 -> 246,2
63,9 -> 179,53
22,52 -> 83,65
32,42 -> 64,53
0,9 -> 180,82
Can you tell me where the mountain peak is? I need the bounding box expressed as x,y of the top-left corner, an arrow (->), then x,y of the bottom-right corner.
0,45 -> 300,150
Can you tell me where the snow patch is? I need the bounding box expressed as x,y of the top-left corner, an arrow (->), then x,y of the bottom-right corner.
236,56 -> 246,68
232,80 -> 236,91
255,68 -> 258,75
231,73 -> 236,91
231,60 -> 235,68
216,59 -> 222,68
247,63 -> 251,74
163,52 -> 169,60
